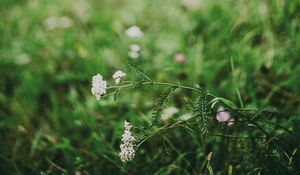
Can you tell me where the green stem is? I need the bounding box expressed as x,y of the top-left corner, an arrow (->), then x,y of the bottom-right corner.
107,81 -> 204,93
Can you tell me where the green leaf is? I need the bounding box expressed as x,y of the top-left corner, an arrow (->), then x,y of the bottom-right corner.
193,92 -> 211,134
127,60 -> 151,82
209,97 -> 238,110
228,165 -> 233,175
152,86 -> 177,123
207,165 -> 214,175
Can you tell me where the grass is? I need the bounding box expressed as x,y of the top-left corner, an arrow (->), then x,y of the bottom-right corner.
0,0 -> 300,174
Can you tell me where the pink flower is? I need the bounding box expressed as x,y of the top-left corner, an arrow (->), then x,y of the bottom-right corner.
216,106 -> 233,125
174,53 -> 186,64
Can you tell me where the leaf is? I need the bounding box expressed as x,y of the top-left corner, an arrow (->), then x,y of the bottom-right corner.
209,97 -> 238,110
193,92 -> 211,134
207,165 -> 214,175
228,165 -> 233,175
152,86 -> 177,123
113,89 -> 119,101
127,60 -> 151,82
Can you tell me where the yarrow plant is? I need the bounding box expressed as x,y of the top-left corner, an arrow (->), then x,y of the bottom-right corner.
125,25 -> 144,39
90,60 -> 294,171
119,120 -> 136,163
91,74 -> 107,100
112,70 -> 126,84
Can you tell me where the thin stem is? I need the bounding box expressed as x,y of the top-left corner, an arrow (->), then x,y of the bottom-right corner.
136,120 -> 266,150
107,81 -> 204,93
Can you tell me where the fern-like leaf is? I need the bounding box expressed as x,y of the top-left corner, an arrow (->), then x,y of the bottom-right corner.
152,86 -> 177,123
127,60 -> 151,82
193,92 -> 210,134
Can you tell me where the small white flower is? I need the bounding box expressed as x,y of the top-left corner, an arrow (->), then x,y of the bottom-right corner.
44,16 -> 58,30
128,51 -> 139,59
161,107 -> 179,121
130,44 -> 141,52
119,120 -> 135,163
125,25 -> 144,39
112,70 -> 126,84
91,74 -> 107,100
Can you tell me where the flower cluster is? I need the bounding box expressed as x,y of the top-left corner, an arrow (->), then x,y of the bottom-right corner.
125,25 -> 144,39
128,44 -> 141,59
91,70 -> 126,99
216,106 -> 235,126
119,120 -> 136,163
91,74 -> 107,100
112,70 -> 126,84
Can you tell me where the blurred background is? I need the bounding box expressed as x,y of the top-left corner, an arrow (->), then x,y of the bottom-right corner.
0,0 -> 300,174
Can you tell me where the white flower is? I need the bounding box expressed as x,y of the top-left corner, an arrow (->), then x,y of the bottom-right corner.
128,44 -> 141,59
119,120 -> 135,163
130,44 -> 141,52
125,25 -> 144,39
44,16 -> 58,30
128,51 -> 139,59
161,107 -> 179,121
216,106 -> 234,126
91,74 -> 107,100
112,70 -> 126,84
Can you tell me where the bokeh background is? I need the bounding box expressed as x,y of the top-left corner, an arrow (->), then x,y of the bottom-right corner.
1,0 -> 300,174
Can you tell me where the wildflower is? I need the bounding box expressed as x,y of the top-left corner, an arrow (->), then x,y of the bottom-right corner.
207,152 -> 213,161
130,44 -> 141,52
119,120 -> 135,163
216,106 -> 234,126
216,106 -> 230,123
128,51 -> 139,59
125,25 -> 144,39
161,107 -> 179,121
128,44 -> 141,59
174,53 -> 186,64
112,70 -> 126,84
91,74 -> 107,100
44,16 -> 58,30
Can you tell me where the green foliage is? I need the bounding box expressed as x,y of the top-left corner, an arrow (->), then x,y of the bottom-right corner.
152,86 -> 177,123
0,0 -> 300,174
127,60 -> 151,83
193,92 -> 211,134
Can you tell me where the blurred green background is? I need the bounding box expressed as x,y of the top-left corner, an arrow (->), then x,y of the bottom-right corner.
0,0 -> 300,174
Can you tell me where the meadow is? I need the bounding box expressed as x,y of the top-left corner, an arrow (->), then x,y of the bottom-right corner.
1,0 -> 300,174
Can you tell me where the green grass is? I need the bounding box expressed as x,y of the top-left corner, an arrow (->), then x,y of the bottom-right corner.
1,0 -> 300,174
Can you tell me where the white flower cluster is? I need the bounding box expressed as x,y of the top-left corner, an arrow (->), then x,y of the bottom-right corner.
119,120 -> 135,163
91,74 -> 107,100
125,25 -> 144,39
128,44 -> 141,59
112,70 -> 126,84
91,70 -> 126,100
